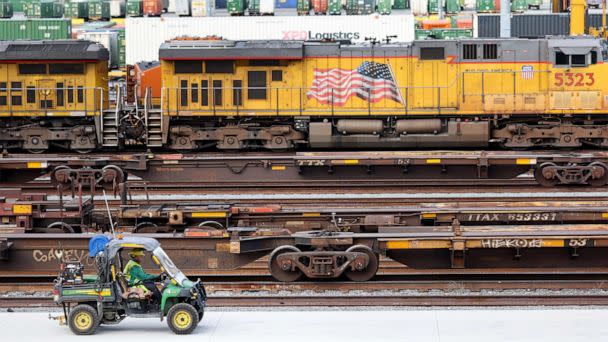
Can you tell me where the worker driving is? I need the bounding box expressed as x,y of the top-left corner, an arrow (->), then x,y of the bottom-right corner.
124,248 -> 162,303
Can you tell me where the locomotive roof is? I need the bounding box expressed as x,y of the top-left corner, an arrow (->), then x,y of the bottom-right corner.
159,37 -> 604,61
0,40 -> 109,61
159,40 -> 305,60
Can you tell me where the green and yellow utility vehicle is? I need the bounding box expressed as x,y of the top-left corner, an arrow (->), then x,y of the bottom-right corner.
53,236 -> 206,335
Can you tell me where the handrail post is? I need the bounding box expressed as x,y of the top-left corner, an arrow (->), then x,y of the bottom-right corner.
331,88 -> 334,116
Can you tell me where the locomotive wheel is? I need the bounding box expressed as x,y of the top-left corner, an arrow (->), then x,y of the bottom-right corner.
26,148 -> 46,154
74,148 -> 95,154
344,245 -> 379,282
534,163 -> 560,187
134,222 -> 159,233
268,246 -> 303,282
587,162 -> 608,187
101,165 -> 125,184
47,222 -> 75,233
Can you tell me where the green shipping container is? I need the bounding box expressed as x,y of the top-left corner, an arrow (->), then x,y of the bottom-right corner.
435,28 -> 472,39
475,0 -> 493,12
0,2 -> 13,17
345,0 -> 355,14
126,0 -> 142,16
227,0 -> 246,14
445,0 -> 459,13
64,1 -> 89,18
24,1 -> 64,18
376,0 -> 390,14
0,18 -> 71,40
248,0 -> 259,14
427,0 -> 437,12
296,0 -> 309,14
8,0 -> 22,12
392,0 -> 408,9
414,29 -> 434,39
88,0 -> 110,19
116,28 -> 126,68
328,0 -> 339,14
510,0 -> 526,11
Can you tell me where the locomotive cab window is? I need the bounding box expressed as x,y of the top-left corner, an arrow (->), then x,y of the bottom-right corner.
554,49 -> 594,67
420,47 -> 445,60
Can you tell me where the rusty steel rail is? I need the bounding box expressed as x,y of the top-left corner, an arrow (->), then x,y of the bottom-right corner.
1,150 -> 607,187
4,294 -> 608,308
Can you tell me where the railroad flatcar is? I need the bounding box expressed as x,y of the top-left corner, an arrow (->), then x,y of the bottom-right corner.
0,40 -> 108,153
159,37 -> 608,150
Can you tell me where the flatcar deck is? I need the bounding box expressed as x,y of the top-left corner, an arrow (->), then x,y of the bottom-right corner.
1,150 -> 607,186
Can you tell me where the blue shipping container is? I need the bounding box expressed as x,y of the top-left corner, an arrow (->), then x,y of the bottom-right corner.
215,0 -> 227,8
275,0 -> 296,7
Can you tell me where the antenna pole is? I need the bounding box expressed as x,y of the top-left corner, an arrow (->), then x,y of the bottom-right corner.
103,189 -> 116,237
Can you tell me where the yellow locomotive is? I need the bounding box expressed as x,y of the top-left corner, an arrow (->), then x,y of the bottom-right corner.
1,36 -> 607,152
159,37 -> 608,151
0,40 -> 108,153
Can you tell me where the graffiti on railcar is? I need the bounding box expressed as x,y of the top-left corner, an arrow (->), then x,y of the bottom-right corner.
32,249 -> 93,266
481,239 -> 543,248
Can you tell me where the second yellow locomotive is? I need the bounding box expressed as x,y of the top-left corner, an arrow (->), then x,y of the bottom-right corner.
0,40 -> 108,153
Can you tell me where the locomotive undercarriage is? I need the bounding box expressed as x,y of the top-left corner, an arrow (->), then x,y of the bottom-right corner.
0,118 -> 97,153
493,117 -> 608,149
167,118 -> 306,151
2,115 -> 608,153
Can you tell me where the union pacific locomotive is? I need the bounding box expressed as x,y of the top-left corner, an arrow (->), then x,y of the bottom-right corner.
1,37 -> 607,153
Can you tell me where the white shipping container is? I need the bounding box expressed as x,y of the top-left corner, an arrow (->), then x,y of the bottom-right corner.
463,0 -> 475,10
168,0 -> 176,12
411,0 -> 428,15
175,0 -> 191,15
191,0 -> 213,16
126,15 -> 415,64
110,0 -> 125,17
259,0 -> 274,14
78,30 -> 120,69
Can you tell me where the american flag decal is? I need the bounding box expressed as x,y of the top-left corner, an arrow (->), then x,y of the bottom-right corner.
521,65 -> 534,80
307,61 -> 404,106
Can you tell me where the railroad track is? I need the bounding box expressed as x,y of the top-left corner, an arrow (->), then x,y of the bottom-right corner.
3,279 -> 608,308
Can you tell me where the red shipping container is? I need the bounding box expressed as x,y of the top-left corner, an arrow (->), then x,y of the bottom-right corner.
456,18 -> 473,28
143,0 -> 163,16
494,0 -> 500,11
311,0 -> 328,14
421,19 -> 451,29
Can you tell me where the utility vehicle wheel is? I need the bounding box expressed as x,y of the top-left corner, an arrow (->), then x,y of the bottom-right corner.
68,304 -> 100,335
167,303 -> 199,334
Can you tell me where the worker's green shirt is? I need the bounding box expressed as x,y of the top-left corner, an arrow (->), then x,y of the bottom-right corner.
124,259 -> 157,286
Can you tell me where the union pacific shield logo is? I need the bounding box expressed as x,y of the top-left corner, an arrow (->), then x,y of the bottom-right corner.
521,65 -> 534,80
